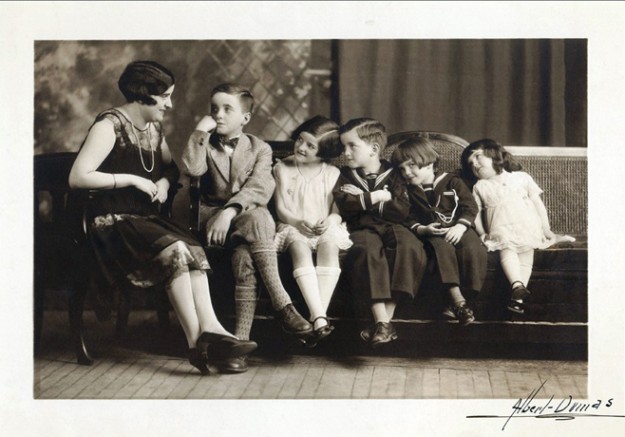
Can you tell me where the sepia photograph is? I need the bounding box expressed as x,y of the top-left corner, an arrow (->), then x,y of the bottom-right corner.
2,2 -> 624,436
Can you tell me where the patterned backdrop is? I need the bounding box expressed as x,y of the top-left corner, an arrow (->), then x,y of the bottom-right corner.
34,40 -> 332,156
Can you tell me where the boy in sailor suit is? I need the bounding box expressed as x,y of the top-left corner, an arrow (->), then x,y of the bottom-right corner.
392,136 -> 487,326
333,118 -> 427,348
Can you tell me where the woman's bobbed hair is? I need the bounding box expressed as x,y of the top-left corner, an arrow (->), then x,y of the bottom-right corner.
118,60 -> 175,106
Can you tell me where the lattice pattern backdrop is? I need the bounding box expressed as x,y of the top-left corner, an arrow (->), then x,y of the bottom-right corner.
34,40 -> 331,154
195,40 -> 314,140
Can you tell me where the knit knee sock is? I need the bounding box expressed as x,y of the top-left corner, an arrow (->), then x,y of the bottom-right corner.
293,266 -> 324,321
250,241 -> 292,310
234,285 -> 258,341
316,266 -> 341,313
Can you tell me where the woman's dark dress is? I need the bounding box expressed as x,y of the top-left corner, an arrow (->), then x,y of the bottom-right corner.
85,109 -> 209,294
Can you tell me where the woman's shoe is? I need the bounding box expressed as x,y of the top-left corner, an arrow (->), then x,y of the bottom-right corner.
188,348 -> 210,375
197,332 -> 258,361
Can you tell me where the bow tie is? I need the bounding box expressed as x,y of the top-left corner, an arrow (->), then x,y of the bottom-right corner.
219,136 -> 239,149
365,173 -> 378,180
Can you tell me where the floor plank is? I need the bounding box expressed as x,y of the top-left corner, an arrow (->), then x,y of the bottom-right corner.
488,370 -> 511,399
403,367 -> 424,398
350,365 -> 374,399
295,365 -> 324,399
439,368 -> 458,399
456,369 -> 476,398
33,310 -> 588,400
422,368 -> 440,398
472,370 -> 494,398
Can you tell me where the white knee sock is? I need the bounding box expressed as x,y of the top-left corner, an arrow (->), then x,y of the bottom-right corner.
293,266 -> 324,322
316,266 -> 341,313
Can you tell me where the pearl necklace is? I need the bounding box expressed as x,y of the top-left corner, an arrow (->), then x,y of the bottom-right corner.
119,108 -> 155,173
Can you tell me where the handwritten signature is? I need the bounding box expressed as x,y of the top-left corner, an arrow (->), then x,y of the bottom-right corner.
467,379 -> 623,431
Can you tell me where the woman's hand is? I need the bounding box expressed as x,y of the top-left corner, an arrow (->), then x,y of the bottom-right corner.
154,178 -> 170,203
340,184 -> 364,195
444,223 -> 467,245
133,176 -> 159,201
196,115 -> 217,133
418,223 -> 447,237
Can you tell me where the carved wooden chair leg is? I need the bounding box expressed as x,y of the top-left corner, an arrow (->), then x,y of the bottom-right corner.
68,282 -> 94,366
34,285 -> 44,355
156,290 -> 170,334
115,293 -> 130,339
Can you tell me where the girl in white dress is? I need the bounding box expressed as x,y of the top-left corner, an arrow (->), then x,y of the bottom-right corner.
461,139 -> 574,314
273,116 -> 352,345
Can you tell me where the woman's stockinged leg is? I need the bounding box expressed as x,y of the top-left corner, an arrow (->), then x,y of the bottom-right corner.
166,269 -> 202,348
189,270 -> 234,338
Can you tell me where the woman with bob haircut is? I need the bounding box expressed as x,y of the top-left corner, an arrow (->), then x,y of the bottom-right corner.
69,60 -> 257,375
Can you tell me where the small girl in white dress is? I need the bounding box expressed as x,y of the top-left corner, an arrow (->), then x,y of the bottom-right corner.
273,115 -> 352,345
461,139 -> 574,314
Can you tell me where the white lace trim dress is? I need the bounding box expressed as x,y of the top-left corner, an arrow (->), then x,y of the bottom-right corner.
473,170 -> 551,252
273,157 -> 353,252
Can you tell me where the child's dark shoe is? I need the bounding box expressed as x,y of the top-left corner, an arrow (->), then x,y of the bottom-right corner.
370,322 -> 398,348
511,284 -> 531,300
507,300 -> 526,314
451,303 -> 475,326
360,324 -> 376,342
217,355 -> 249,374
277,303 -> 313,335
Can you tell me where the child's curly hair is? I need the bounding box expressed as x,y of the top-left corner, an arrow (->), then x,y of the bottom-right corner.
461,138 -> 522,186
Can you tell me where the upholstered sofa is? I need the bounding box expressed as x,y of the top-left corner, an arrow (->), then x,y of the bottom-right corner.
193,131 -> 588,347
33,131 -> 587,364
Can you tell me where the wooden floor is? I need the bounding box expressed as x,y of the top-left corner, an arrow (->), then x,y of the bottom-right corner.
34,311 -> 587,400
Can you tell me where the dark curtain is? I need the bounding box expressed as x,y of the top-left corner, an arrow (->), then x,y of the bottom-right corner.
337,39 -> 587,147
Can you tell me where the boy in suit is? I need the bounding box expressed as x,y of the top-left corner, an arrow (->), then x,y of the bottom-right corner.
333,118 -> 427,348
180,83 -> 311,373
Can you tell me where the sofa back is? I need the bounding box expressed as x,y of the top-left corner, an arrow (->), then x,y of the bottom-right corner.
270,131 -> 587,236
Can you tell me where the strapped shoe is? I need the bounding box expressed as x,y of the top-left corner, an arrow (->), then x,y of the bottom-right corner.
507,300 -> 526,314
276,303 -> 313,335
511,284 -> 531,300
370,321 -> 398,348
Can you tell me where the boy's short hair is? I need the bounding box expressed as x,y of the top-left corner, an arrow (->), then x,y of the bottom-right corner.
291,115 -> 343,162
391,136 -> 439,170
211,83 -> 255,113
339,118 -> 387,152
118,61 -> 175,106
